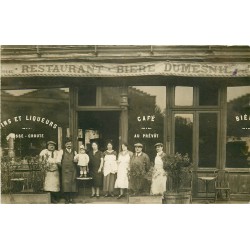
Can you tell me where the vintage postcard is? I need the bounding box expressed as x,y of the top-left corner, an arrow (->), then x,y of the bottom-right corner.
1,45 -> 250,204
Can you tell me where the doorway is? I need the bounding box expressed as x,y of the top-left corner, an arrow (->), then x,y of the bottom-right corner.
78,111 -> 120,152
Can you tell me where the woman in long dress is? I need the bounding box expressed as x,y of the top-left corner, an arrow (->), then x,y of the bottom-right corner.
115,143 -> 133,199
88,141 -> 103,198
150,143 -> 167,196
103,141 -> 118,197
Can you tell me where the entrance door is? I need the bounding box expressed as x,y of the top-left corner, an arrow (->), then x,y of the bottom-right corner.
78,111 -> 120,152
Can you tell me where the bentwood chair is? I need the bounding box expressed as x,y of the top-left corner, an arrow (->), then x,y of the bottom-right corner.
214,170 -> 231,202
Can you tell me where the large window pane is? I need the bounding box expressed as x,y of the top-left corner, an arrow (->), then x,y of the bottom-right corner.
226,86 -> 250,168
1,88 -> 69,157
78,86 -> 96,106
175,86 -> 193,106
101,87 -> 121,106
128,86 -> 166,161
199,85 -> 219,106
199,113 -> 218,168
174,114 -> 193,159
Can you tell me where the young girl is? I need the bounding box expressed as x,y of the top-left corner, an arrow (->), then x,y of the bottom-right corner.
74,145 -> 90,178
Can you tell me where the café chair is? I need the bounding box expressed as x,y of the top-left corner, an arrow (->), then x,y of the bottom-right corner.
214,170 -> 231,202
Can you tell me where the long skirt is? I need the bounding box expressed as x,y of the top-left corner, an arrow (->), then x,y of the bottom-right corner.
114,162 -> 129,189
103,173 -> 116,193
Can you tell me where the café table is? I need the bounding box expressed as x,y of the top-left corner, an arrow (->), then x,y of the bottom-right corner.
198,176 -> 217,203
76,176 -> 93,203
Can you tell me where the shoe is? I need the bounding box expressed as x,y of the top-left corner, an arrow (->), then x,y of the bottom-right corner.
65,199 -> 70,204
110,193 -> 115,197
117,194 -> 124,199
69,199 -> 75,204
96,195 -> 100,198
51,199 -> 58,204
104,193 -> 109,197
90,194 -> 96,198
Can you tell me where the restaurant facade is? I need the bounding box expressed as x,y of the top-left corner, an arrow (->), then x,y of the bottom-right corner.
1,45 -> 250,198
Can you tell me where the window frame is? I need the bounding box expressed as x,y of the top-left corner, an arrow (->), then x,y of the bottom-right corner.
170,84 -> 222,170
225,85 -> 250,171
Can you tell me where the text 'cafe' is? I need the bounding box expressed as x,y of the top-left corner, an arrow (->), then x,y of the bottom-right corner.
1,45 -> 250,198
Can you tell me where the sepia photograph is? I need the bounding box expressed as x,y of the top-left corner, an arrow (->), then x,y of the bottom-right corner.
0,2 -> 250,250
1,45 -> 250,204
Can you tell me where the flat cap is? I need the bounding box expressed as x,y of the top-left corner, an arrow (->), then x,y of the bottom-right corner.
47,141 -> 56,145
134,143 -> 143,147
154,142 -> 163,147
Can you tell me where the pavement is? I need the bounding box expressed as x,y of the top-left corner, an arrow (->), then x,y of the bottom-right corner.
52,191 -> 250,204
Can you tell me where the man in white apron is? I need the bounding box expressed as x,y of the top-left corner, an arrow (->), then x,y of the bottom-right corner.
39,141 -> 60,203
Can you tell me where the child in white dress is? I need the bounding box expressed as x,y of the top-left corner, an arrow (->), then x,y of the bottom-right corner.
74,145 -> 90,178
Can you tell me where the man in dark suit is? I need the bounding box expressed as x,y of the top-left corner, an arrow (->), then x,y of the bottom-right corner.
57,138 -> 77,204
129,143 -> 151,194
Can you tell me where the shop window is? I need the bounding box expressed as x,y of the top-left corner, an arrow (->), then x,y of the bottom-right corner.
199,85 -> 219,106
198,113 -> 218,168
1,88 -> 69,158
174,114 -> 193,159
101,87 -> 121,106
78,86 -> 96,106
226,86 -> 250,168
128,86 -> 166,161
175,86 -> 193,106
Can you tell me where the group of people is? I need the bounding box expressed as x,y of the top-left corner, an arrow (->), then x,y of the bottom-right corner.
39,138 -> 168,204
39,138 -> 78,203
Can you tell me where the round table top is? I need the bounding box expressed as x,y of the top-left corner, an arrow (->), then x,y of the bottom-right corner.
198,176 -> 216,181
76,177 -> 93,180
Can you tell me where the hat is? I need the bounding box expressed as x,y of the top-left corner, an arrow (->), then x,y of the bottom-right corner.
134,143 -> 143,147
79,145 -> 85,149
47,141 -> 56,145
154,143 -> 163,147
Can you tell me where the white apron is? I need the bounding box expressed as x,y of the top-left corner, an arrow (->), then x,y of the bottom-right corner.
150,154 -> 167,195
40,149 -> 60,192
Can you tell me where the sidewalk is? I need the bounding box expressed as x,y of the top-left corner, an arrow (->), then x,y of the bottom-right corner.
54,193 -> 250,204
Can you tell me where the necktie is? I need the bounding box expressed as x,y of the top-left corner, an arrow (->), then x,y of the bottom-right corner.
52,151 -> 54,158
